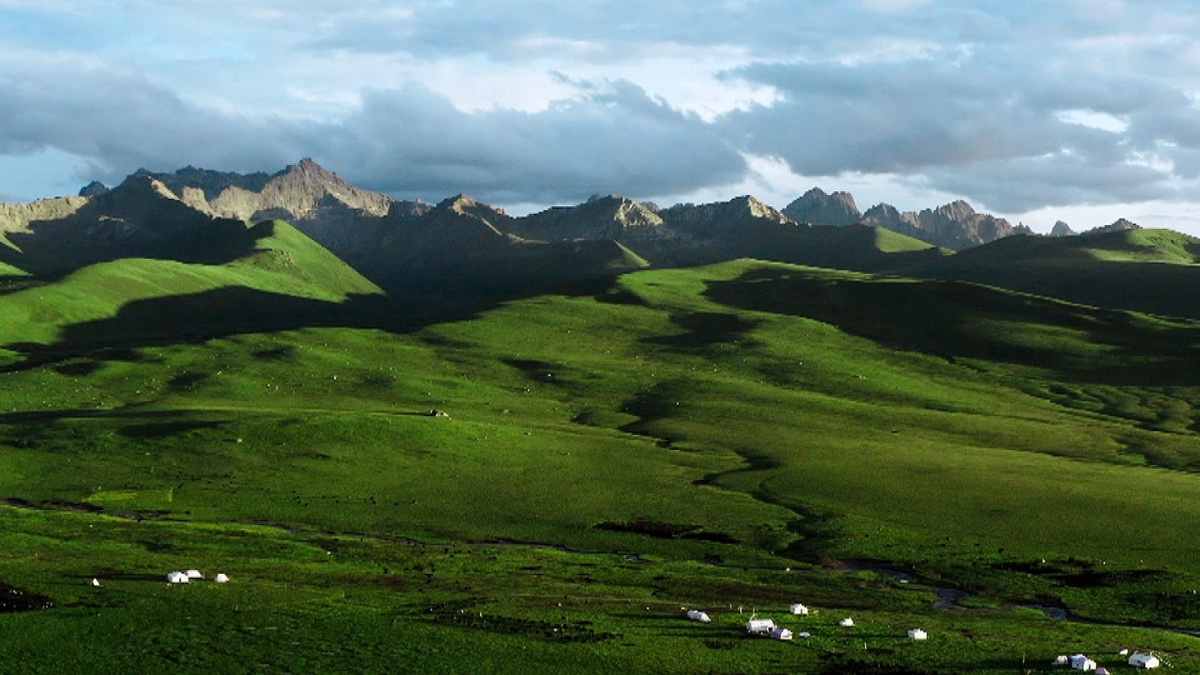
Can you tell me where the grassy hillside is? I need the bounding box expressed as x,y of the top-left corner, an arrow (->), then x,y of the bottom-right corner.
0,220 -> 380,352
925,228 -> 1200,318
0,259 -> 27,277
3,259 -> 1200,672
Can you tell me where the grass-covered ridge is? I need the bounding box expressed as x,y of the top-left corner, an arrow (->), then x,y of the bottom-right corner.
924,228 -> 1200,318
4,257 -> 1200,672
0,220 -> 381,351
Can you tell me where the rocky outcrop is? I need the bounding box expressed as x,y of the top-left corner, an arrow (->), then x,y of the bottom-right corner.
1091,218 -> 1140,234
2,175 -> 252,274
512,194 -> 667,242
1050,220 -> 1075,237
0,196 -> 89,235
206,158 -> 392,222
783,188 -> 861,226
859,199 -> 1025,250
78,181 -> 109,198
662,195 -> 796,237
145,166 -> 272,202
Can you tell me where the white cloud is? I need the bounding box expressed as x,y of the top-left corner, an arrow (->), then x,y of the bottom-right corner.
1055,109 -> 1129,134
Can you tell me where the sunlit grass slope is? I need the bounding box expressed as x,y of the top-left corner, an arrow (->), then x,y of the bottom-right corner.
6,259 -> 1200,565
0,260 -> 26,276
0,220 -> 380,349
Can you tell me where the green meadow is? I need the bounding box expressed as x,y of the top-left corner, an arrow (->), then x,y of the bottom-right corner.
3,243 -> 1200,672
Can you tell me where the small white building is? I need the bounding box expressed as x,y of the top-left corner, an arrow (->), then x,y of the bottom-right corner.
1128,652 -> 1161,669
907,628 -> 927,640
685,609 -> 711,623
1069,653 -> 1097,671
768,626 -> 793,641
90,578 -> 100,587
789,603 -> 809,615
214,573 -> 230,583
185,569 -> 204,580
167,571 -> 190,584
839,617 -> 855,627
746,617 -> 776,635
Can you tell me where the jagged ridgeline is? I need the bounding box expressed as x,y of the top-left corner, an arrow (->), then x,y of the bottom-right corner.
3,158 -> 1195,327
0,174 -> 384,357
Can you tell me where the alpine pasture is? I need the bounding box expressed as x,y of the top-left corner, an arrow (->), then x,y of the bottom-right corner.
2,250 -> 1200,673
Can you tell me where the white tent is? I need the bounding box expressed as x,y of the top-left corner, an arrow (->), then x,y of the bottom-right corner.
1128,653 -> 1161,669
214,573 -> 230,583
90,578 -> 100,587
789,603 -> 809,615
685,609 -> 711,623
1069,653 -> 1097,671
185,569 -> 204,580
907,628 -> 927,640
839,617 -> 854,627
746,618 -> 776,634
167,571 -> 190,584
768,627 -> 793,641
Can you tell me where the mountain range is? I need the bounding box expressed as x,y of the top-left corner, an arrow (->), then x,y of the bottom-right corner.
4,158 -> 1198,321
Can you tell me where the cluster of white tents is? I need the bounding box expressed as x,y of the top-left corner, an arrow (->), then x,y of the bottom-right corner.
681,602 -> 928,644
90,569 -> 230,587
167,569 -> 229,584
1054,650 -> 1161,671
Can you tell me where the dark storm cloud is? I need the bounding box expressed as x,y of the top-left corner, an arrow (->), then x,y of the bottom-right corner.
5,1 -> 1200,215
0,60 -> 742,203
0,63 -> 303,182
320,79 -> 746,203
719,25 -> 1200,211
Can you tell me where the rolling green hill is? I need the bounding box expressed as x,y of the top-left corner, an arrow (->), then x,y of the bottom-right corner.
0,220 -> 381,356
924,228 -> 1200,318
4,256 -> 1200,672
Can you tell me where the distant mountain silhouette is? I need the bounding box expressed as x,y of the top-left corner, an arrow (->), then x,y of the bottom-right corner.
0,159 -> 1175,316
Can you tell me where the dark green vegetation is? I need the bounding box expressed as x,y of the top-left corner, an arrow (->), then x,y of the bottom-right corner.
3,216 -> 1200,673
923,228 -> 1200,319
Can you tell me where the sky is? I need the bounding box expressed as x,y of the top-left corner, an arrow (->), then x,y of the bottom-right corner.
3,1 -> 1200,233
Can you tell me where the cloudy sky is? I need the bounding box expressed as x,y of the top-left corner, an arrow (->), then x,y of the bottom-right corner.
3,0 -> 1200,232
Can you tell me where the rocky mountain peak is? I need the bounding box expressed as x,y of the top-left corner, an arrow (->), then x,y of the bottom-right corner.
783,187 -> 861,226
78,180 -> 109,198
440,193 -> 479,212
1050,220 -> 1074,237
934,199 -> 976,220
1102,218 -> 1140,232
104,173 -> 181,203
202,158 -> 392,221
863,202 -> 902,220
279,157 -> 335,182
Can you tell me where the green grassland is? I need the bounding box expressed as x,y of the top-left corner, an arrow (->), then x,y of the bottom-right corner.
3,250 -> 1200,672
927,228 -> 1200,319
0,220 -> 380,350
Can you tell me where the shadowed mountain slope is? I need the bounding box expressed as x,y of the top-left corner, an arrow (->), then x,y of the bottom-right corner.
0,177 -> 260,275
706,263 -> 1200,386
509,194 -> 668,242
918,228 -> 1200,319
